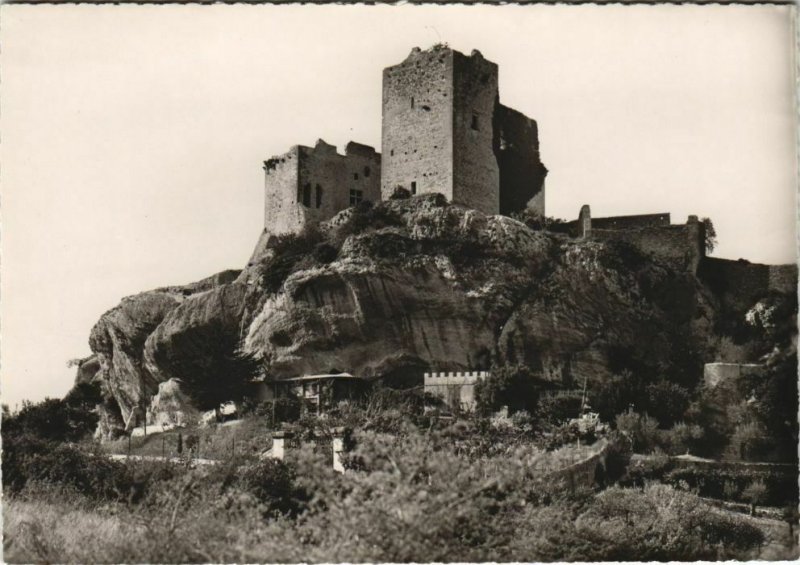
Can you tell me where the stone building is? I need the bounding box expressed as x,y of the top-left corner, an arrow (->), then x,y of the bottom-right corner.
263,140 -> 381,235
381,45 -> 547,216
424,370 -> 489,412
262,45 -> 548,235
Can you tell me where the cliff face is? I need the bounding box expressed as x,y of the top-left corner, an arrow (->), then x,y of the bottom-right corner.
86,270 -> 240,432
82,195 -> 760,437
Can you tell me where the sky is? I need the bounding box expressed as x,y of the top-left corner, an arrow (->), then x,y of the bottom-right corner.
1,4 -> 796,408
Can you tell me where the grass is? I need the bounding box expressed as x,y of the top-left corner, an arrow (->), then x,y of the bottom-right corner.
102,417 -> 271,461
4,498 -> 139,563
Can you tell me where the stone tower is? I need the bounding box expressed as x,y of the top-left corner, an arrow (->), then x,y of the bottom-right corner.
381,45 -> 547,217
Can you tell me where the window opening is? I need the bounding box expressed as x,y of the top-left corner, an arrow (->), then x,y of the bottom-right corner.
315,185 -> 323,208
471,114 -> 479,131
411,181 -> 417,195
302,183 -> 312,207
349,189 -> 364,206
411,96 -> 415,109
364,166 -> 371,177
353,173 -> 359,181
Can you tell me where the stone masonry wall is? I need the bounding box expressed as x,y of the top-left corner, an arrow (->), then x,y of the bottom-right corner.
424,370 -> 488,411
495,104 -> 547,216
264,140 -> 381,235
452,50 -> 500,215
591,213 -> 670,231
698,257 -> 798,314
592,220 -> 704,273
381,46 -> 454,201
263,147 -> 302,234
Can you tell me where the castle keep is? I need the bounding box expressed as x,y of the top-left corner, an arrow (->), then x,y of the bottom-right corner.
263,45 -> 547,235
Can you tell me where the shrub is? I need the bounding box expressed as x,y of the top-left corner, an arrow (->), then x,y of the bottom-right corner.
3,382 -> 102,443
644,381 -> 690,427
661,421 -> 705,455
474,364 -> 541,416
663,465 -> 798,507
615,409 -> 660,453
574,483 -> 764,560
389,186 -> 411,200
260,224 -> 325,293
237,459 -> 307,517
18,443 -> 135,501
537,391 -> 584,427
313,242 -> 338,264
741,479 -> 768,515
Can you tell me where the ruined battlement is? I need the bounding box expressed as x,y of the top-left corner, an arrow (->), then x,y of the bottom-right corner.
263,139 -> 381,235
424,370 -> 489,386
698,257 -> 798,314
568,205 -> 704,273
262,45 -> 547,234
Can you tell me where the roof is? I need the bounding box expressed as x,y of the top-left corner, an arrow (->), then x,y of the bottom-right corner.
276,372 -> 363,383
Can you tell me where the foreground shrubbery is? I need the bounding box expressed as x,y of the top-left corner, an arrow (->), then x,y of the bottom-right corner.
5,423 -> 784,563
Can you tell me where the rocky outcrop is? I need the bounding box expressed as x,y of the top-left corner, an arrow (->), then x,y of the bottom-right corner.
73,355 -> 101,385
144,282 -> 249,389
147,378 -> 198,427
88,270 -> 240,432
81,194 -> 791,438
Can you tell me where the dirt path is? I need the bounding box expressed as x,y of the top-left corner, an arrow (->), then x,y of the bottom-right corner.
108,453 -> 220,466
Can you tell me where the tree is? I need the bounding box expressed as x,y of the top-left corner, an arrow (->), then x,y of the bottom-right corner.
742,479 -> 768,516
782,505 -> 799,540
615,409 -> 660,453
474,364 -> 540,416
644,380 -> 690,427
701,217 -> 717,254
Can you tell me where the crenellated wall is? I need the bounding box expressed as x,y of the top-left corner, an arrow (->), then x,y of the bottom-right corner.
424,370 -> 489,411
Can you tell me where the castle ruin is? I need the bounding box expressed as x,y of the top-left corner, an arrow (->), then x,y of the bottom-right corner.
263,140 -> 381,235
263,45 -> 547,235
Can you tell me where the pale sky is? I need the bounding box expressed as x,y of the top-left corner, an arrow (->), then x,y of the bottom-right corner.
1,4 -> 796,408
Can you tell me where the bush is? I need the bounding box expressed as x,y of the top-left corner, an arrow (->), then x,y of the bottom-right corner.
3,382 -> 102,443
14,442 -> 136,501
663,464 -> 798,507
236,459 -> 307,517
260,224 -> 325,293
573,483 -> 764,560
474,364 -> 541,416
615,409 -> 660,453
644,381 -> 690,427
389,186 -> 411,200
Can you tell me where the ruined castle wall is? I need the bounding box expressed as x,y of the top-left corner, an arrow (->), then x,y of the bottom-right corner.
591,213 -> 671,230
699,257 -> 798,313
495,104 -> 547,216
768,264 -> 798,294
381,47 -> 454,201
451,50 -> 500,215
264,147 -> 305,235
592,222 -> 704,273
297,141 -> 382,224
264,141 -> 381,235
